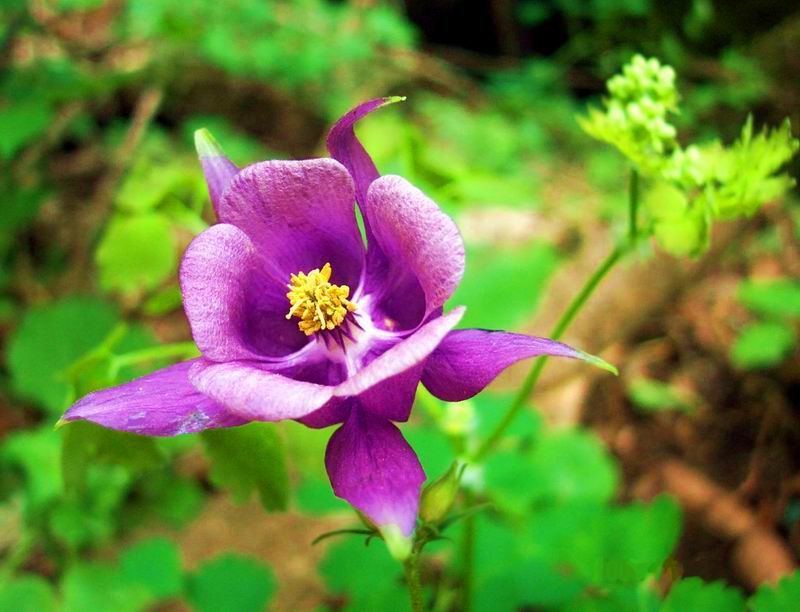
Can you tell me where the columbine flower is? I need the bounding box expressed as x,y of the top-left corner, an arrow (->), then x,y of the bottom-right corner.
63,98 -> 611,540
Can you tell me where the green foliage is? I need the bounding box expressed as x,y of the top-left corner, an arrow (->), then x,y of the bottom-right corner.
201,423 -> 289,511
748,570 -> 800,612
60,562 -> 153,612
186,553 -> 275,612
320,536 -> 409,611
61,421 -> 164,495
730,322 -> 795,370
661,578 -> 745,611
583,55 -> 798,258
628,377 -> 694,413
119,537 -> 183,599
451,242 -> 559,330
96,213 -> 177,295
0,575 -> 57,612
7,298 -> 120,413
738,279 -> 800,319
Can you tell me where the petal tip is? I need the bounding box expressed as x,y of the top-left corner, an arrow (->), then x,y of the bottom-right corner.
194,128 -> 224,159
383,95 -> 407,106
580,351 -> 619,376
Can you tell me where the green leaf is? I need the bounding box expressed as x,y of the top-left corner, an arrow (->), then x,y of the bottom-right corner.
661,577 -> 745,612
707,118 -> 799,220
628,377 -> 694,413
486,428 -> 619,510
186,554 -> 275,612
61,421 -> 164,495
201,423 -> 289,511
2,426 -> 63,513
730,322 -> 795,369
450,241 -> 559,330
0,575 -> 57,612
0,100 -> 53,159
738,279 -> 800,319
95,213 -> 177,296
295,477 -> 348,515
61,562 -> 154,612
749,570 -> 800,612
320,536 -> 408,611
120,537 -> 183,599
7,297 -> 119,413
645,182 -> 710,257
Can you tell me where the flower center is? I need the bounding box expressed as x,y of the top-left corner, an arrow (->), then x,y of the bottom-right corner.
285,263 -> 357,335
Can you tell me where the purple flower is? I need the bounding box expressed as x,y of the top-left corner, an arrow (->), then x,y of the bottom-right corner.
63,99 -> 611,538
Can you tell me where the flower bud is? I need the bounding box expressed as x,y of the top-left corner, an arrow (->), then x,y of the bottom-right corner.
419,462 -> 462,524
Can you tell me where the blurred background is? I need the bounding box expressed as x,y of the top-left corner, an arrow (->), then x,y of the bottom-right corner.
0,1 -> 798,610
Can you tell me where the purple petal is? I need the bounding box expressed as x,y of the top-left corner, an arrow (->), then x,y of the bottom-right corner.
195,129 -> 239,217
218,158 -> 365,290
190,308 -> 465,427
188,358 -> 336,422
180,223 -> 306,361
325,406 -> 425,537
421,329 -> 616,402
366,175 -> 465,330
61,360 -> 246,436
327,98 -> 405,315
337,307 -> 465,421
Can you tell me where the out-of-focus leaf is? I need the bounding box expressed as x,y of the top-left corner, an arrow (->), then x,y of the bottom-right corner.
61,562 -> 153,612
186,554 -> 275,612
7,298 -> 119,413
1,427 -> 63,513
738,279 -> 800,319
485,427 -> 618,511
645,181 -> 710,257
294,476 -> 348,515
628,377 -> 694,413
730,321 -> 795,369
96,213 -> 176,296
749,570 -> 800,612
451,241 -> 559,330
201,423 -> 289,511
661,577 -> 745,612
120,537 -> 183,599
320,536 -> 408,611
0,100 -> 53,159
61,421 -> 164,496
0,575 -> 57,612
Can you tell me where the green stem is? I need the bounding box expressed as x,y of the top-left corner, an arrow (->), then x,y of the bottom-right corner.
459,489 -> 477,612
404,549 -> 424,612
110,342 -> 199,370
628,169 -> 640,244
471,243 -> 624,462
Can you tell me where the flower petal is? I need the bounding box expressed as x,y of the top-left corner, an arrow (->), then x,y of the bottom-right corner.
421,329 -> 615,402
218,158 -> 365,289
336,306 -> 465,421
366,175 -> 465,329
61,360 -> 246,436
180,223 -> 306,361
325,406 -> 425,537
195,129 -> 239,217
188,358 -> 337,422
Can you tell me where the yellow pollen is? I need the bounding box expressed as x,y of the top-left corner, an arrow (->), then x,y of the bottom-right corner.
285,263 -> 357,335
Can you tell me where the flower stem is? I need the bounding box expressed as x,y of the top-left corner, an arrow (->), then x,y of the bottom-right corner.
404,548 -> 424,612
458,164 -> 641,609
471,243 -> 624,462
628,169 -> 640,244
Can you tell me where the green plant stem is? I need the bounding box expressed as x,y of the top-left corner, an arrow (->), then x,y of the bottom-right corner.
459,165 -> 641,610
628,169 -> 640,244
471,243 -> 624,462
404,549 -> 424,612
459,489 -> 477,611
110,341 -> 199,370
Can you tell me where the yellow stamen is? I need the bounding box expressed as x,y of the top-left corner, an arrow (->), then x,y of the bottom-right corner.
285,263 -> 357,335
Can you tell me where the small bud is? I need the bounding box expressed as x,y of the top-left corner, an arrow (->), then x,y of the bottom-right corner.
380,524 -> 412,561
419,462 -> 462,524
